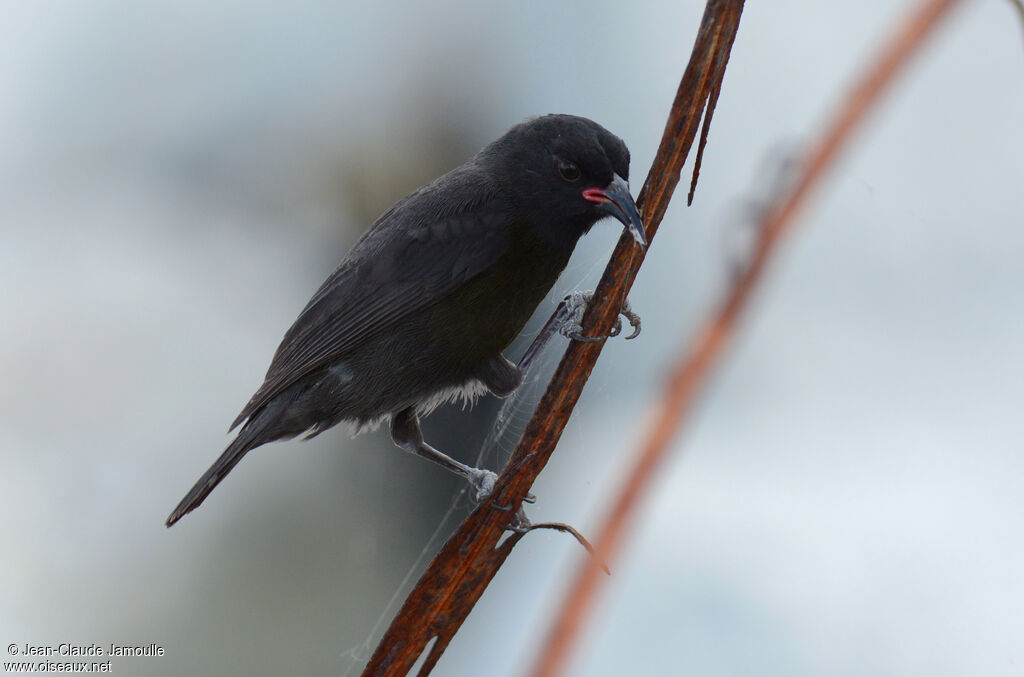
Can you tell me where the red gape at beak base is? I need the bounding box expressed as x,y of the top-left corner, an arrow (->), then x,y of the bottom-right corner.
581,174 -> 647,249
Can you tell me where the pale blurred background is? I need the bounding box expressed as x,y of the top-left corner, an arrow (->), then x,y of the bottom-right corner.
2,1 -> 1022,675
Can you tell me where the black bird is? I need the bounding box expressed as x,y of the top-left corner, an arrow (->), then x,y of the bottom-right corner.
166,114 -> 645,527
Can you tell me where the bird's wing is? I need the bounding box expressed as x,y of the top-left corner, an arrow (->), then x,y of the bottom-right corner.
230,182 -> 514,430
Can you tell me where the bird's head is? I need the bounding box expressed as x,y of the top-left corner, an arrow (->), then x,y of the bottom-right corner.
482,114 -> 646,251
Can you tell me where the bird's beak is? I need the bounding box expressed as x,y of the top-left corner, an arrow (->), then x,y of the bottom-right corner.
583,174 -> 647,250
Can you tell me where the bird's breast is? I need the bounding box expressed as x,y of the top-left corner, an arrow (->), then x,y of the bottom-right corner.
427,225 -> 573,364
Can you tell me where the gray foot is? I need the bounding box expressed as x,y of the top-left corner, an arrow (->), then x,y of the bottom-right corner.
559,291 -> 641,343
468,468 -> 499,503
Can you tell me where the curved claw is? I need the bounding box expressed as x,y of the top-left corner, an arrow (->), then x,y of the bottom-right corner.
492,492 -> 536,511
619,301 -> 642,340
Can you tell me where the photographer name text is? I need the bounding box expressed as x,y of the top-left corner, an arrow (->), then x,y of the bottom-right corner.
10,644 -> 164,658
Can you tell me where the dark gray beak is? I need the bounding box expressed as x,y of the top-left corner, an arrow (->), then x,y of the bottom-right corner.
583,173 -> 647,249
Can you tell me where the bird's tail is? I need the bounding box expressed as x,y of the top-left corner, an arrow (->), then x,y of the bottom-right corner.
166,426 -> 264,527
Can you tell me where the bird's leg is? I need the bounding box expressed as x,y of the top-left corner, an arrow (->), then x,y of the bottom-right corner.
518,291 -> 641,374
517,304 -> 569,375
390,407 -> 497,502
473,359 -> 537,505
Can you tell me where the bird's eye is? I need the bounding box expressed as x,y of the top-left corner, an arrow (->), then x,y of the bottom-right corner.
558,160 -> 581,182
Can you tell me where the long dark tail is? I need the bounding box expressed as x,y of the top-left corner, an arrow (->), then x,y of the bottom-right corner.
166,425 -> 265,527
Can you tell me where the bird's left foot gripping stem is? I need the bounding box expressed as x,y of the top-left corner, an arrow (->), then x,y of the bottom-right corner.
518,290 -> 640,374
391,408 -> 497,502
559,290 -> 641,343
